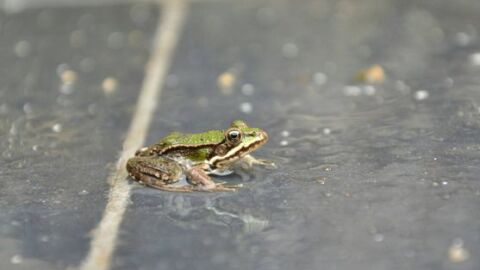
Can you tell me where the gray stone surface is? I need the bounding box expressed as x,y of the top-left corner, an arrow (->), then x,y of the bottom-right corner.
1,1 -> 480,270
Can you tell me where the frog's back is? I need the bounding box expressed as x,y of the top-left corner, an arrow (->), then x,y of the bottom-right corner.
158,130 -> 224,148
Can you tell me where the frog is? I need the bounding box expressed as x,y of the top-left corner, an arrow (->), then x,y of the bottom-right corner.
126,120 -> 275,192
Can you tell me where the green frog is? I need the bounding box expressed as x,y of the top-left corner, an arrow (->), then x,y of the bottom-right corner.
126,120 -> 275,192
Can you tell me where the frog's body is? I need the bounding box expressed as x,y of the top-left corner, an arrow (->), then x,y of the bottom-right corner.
126,120 -> 274,192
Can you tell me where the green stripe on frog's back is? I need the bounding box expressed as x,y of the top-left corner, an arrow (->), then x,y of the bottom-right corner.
152,130 -> 225,155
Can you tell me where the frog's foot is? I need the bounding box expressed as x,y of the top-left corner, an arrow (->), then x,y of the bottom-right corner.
199,183 -> 243,192
187,166 -> 243,192
143,180 -> 196,192
238,154 -> 276,170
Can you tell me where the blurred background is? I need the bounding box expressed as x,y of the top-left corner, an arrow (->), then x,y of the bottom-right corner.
1,0 -> 480,269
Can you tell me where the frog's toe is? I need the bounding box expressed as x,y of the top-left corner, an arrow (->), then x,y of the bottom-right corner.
201,183 -> 243,192
258,159 -> 277,169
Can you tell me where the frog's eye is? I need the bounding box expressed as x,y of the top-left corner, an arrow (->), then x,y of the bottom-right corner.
226,129 -> 242,144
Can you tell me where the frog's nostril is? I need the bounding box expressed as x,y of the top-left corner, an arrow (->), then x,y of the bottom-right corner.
259,131 -> 268,141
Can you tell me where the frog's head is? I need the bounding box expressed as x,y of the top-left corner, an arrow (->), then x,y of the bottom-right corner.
209,120 -> 268,168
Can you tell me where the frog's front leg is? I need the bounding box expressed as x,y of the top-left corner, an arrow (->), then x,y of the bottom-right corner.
186,164 -> 242,192
126,156 -> 196,192
237,154 -> 276,169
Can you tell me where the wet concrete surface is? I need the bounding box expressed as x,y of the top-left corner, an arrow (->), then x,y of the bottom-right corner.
2,0 -> 480,270
0,3 -> 158,269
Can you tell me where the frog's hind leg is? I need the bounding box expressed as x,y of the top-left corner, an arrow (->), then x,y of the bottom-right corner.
126,156 -> 195,192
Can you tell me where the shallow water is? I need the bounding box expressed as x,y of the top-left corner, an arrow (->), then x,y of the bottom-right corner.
1,1 -> 480,270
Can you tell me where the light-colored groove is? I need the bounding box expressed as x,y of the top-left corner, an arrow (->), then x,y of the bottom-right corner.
79,1 -> 187,270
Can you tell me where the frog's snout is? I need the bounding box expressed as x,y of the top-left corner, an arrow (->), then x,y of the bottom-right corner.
258,130 -> 268,144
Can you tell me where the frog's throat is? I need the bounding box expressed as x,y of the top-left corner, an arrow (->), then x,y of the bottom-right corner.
209,134 -> 267,168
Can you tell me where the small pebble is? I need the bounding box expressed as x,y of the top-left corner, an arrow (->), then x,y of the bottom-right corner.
449,238 -> 470,263
414,90 -> 429,101
322,128 -> 331,135
217,72 -> 236,95
280,140 -> 288,146
60,70 -> 77,84
102,77 -> 118,94
239,102 -> 253,114
357,64 -> 386,84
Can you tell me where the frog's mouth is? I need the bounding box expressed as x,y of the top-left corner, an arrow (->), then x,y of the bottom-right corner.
210,131 -> 268,168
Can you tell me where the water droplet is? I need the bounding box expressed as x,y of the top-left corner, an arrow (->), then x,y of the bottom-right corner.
256,7 -> 276,26
280,140 -> 288,146
239,102 -> 253,114
281,130 -> 290,137
32,145 -> 39,151
14,41 -> 32,58
0,103 -> 8,115
40,235 -> 50,242
56,63 -> 70,77
52,123 -> 62,133
414,90 -> 429,101
23,102 -> 33,115
130,4 -> 151,24
363,85 -> 376,96
107,32 -> 125,49
374,233 -> 384,242
322,128 -> 331,135
10,254 -> 22,264
469,52 -> 480,66
9,124 -> 17,135
241,84 -> 255,96
442,181 -> 448,186
455,32 -> 471,47
79,58 -> 95,73
343,85 -> 361,96
313,72 -> 327,86
70,30 -> 87,48
395,80 -> 410,94
282,43 -> 298,58
78,190 -> 89,195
